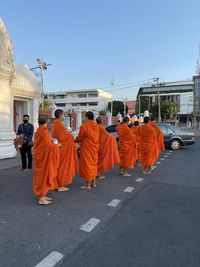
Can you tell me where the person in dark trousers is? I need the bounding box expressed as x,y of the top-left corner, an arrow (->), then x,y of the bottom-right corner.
17,114 -> 34,172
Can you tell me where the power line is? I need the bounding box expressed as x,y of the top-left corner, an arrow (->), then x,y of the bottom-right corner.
100,78 -> 155,91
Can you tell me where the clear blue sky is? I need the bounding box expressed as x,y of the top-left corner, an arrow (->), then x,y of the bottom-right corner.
1,0 -> 200,99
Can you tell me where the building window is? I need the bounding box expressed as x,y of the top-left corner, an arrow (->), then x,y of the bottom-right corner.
44,95 -> 48,99
88,102 -> 98,106
56,103 -> 65,107
88,93 -> 98,97
79,103 -> 87,106
54,95 -> 65,99
78,94 -> 87,98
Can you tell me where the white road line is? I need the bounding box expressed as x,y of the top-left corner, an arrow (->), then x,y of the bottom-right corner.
136,177 -> 144,182
35,251 -> 63,267
80,218 -> 100,232
108,199 -> 121,207
164,155 -> 168,158
124,187 -> 135,193
156,161 -> 161,164
160,158 -> 165,161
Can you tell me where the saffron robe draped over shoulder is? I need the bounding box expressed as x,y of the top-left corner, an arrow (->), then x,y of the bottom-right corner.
51,119 -> 78,187
97,124 -> 120,174
33,125 -> 60,198
149,121 -> 165,153
130,125 -> 141,161
116,123 -> 137,169
138,124 -> 159,168
76,121 -> 99,181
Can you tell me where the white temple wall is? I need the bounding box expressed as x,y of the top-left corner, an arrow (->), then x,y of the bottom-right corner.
0,76 -> 17,159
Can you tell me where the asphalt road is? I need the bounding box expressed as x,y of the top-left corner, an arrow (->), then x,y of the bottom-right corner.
0,138 -> 200,267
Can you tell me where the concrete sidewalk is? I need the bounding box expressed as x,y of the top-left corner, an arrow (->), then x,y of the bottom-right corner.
0,153 -> 21,170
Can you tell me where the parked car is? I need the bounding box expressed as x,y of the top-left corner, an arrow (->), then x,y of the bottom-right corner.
106,123 -> 195,150
105,124 -> 119,141
157,123 -> 195,150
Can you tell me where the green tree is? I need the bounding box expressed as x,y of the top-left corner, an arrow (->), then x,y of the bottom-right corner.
98,110 -> 107,116
40,100 -> 53,110
108,101 -> 128,116
136,96 -> 150,114
150,101 -> 178,121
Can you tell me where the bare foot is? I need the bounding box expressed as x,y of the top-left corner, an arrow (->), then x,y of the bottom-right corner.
123,172 -> 132,177
58,187 -> 70,192
91,180 -> 97,188
38,197 -> 53,205
98,175 -> 106,180
45,196 -> 53,201
143,169 -> 151,175
80,185 -> 91,190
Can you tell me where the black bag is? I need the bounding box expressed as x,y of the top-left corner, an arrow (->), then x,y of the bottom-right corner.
27,140 -> 34,148
22,124 -> 34,148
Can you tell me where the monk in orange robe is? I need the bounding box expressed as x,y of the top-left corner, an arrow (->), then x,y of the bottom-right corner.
116,116 -> 137,176
33,115 -> 60,205
150,117 -> 165,153
96,116 -> 120,179
138,116 -> 159,174
51,109 -> 78,192
130,120 -> 141,162
75,111 -> 99,190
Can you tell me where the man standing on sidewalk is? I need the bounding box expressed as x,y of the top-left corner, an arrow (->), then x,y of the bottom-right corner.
17,114 -> 34,172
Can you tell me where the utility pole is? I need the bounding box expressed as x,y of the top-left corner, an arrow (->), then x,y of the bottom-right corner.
138,95 -> 141,115
123,98 -> 127,117
153,77 -> 163,122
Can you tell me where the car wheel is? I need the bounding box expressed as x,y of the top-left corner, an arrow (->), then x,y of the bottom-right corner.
170,139 -> 181,150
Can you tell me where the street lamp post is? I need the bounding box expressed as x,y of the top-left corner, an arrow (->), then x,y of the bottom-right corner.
30,58 -> 51,109
110,78 -> 115,116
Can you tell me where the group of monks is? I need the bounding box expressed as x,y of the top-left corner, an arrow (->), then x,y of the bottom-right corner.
33,109 -> 165,205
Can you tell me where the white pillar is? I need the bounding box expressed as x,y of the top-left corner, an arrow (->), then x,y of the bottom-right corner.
75,107 -> 82,130
107,111 -> 112,126
0,67 -> 17,159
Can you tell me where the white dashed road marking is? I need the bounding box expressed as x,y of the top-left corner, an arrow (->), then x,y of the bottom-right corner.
156,161 -> 161,164
108,199 -> 121,207
35,251 -> 63,267
80,218 -> 101,232
164,155 -> 168,158
136,177 -> 144,182
160,158 -> 165,161
124,187 -> 135,193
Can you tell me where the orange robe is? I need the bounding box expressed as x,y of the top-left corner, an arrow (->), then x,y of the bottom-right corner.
51,119 -> 78,187
97,124 -> 120,174
76,121 -> 99,181
138,124 -> 159,168
130,125 -> 141,160
150,121 -> 165,153
33,125 -> 60,198
116,123 -> 137,169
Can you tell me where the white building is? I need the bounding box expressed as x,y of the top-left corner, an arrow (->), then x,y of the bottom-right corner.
44,89 -> 112,112
137,80 -> 194,120
0,18 -> 41,159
